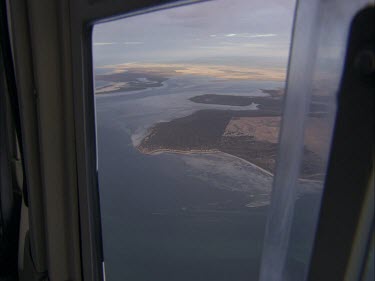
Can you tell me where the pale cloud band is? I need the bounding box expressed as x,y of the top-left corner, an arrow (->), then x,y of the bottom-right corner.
94,42 -> 143,46
210,33 -> 277,38
94,42 -> 116,46
121,42 -> 143,45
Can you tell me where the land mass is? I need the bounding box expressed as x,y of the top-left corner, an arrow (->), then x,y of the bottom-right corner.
137,89 -> 329,181
94,63 -> 288,94
189,94 -> 257,106
95,71 -> 168,94
189,91 -> 328,112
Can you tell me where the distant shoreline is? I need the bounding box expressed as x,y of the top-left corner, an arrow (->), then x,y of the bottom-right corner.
137,146 -> 220,156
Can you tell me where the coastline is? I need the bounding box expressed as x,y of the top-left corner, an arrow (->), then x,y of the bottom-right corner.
137,143 -> 273,177
136,144 -> 323,184
136,147 -> 220,156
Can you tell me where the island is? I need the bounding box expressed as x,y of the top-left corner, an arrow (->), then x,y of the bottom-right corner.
189,94 -> 256,106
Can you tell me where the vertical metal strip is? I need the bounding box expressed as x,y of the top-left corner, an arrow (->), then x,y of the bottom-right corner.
259,0 -> 321,279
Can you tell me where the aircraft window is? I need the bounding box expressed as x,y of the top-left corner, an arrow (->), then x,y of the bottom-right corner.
92,0 -> 328,280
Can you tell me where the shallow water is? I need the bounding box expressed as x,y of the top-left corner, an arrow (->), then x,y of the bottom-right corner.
95,76 -> 317,280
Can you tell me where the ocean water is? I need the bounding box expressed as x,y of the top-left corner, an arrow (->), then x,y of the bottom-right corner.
95,76 -> 319,280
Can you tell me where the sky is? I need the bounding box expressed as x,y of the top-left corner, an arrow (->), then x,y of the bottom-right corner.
93,0 -> 296,68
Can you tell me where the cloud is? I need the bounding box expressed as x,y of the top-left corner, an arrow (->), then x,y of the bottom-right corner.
121,42 -> 143,45
196,46 -> 227,49
94,42 -> 117,46
249,34 -> 277,38
219,42 -> 265,47
196,42 -> 266,50
210,33 -> 277,38
209,33 -> 278,38
94,42 -> 144,46
93,0 -> 294,66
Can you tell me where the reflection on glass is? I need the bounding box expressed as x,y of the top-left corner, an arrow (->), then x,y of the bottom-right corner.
93,0 -> 295,280
278,1 -> 372,280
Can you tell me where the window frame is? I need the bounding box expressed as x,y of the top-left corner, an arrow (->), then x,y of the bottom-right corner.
6,0 -> 373,280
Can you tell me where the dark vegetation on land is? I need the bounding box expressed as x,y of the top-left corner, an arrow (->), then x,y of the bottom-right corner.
139,90 -> 327,180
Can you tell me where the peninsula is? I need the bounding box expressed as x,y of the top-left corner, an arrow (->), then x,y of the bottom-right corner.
137,89 -> 328,181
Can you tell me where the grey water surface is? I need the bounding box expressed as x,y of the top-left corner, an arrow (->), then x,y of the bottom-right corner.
95,76 -> 319,281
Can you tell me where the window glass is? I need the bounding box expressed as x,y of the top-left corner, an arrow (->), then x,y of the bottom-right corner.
93,1 -> 295,279
277,1 -> 372,279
